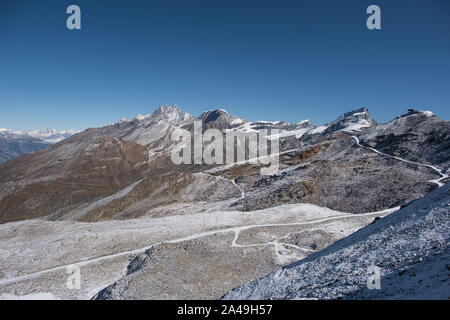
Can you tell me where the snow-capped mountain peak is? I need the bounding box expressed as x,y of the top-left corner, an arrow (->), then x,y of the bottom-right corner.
199,109 -> 248,130
114,105 -> 195,128
28,127 -> 57,138
297,119 -> 312,128
134,114 -> 151,121
27,128 -> 79,143
324,107 -> 374,133
149,104 -> 195,126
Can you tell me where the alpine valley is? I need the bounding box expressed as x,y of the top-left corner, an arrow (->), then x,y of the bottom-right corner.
0,105 -> 448,300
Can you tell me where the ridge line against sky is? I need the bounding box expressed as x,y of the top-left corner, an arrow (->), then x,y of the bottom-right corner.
0,104 -> 444,133
1,0 -> 449,131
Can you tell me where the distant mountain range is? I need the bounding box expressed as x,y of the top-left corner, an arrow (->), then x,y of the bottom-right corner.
0,128 -> 78,163
27,128 -> 79,144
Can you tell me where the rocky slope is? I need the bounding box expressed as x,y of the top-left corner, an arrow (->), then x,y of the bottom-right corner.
359,110 -> 450,168
89,204 -> 398,300
222,182 -> 450,300
0,106 -> 447,224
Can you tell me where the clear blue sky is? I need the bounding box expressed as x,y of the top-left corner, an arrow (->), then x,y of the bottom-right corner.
1,0 -> 449,131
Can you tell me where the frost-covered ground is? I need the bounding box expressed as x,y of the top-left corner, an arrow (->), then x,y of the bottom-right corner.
0,202 -> 395,299
223,183 -> 450,300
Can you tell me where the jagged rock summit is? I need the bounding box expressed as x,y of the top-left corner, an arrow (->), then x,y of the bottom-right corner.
199,108 -> 247,130
324,107 -> 375,133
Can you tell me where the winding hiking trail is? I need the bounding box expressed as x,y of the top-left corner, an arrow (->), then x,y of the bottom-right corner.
0,206 -> 397,287
352,136 -> 448,187
7,136 -> 439,288
3,137 -> 426,288
196,172 -> 246,199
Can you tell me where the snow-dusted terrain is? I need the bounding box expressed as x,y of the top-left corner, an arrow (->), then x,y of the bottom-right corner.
0,201 -> 397,299
223,183 -> 450,300
352,136 -> 448,187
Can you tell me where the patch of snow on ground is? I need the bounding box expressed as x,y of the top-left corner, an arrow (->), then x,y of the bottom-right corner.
309,126 -> 328,134
231,118 -> 244,125
340,119 -> 372,133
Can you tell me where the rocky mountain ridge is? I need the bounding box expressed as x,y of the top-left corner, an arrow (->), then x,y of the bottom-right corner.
0,105 -> 447,224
